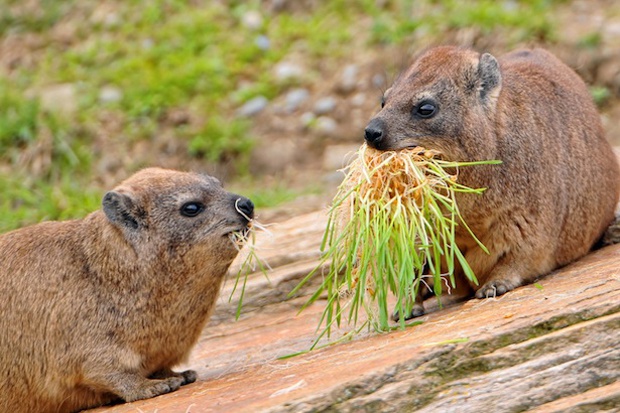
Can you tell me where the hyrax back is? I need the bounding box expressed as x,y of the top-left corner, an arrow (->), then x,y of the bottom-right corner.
365,46 -> 619,315
0,168 -> 254,412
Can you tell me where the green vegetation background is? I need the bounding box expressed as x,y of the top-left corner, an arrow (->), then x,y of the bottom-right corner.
0,0 -> 590,231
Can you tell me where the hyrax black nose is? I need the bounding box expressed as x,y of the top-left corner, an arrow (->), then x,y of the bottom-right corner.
235,197 -> 254,221
364,118 -> 386,147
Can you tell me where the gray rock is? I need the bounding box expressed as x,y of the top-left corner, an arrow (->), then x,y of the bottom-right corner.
255,35 -> 270,51
300,112 -> 316,127
112,204 -> 620,412
241,11 -> 263,30
249,137 -> 298,175
315,116 -> 337,136
285,88 -> 310,112
237,96 -> 268,117
274,62 -> 304,82
338,64 -> 359,93
99,86 -> 123,104
372,73 -> 386,89
91,5 -> 121,28
313,97 -> 337,115
39,83 -> 77,115
351,92 -> 366,107
141,38 -> 154,50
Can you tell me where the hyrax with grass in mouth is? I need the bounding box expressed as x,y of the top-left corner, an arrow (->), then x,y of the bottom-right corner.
365,46 -> 620,317
0,168 -> 254,412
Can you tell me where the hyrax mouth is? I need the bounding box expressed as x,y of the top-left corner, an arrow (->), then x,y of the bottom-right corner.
232,225 -> 251,238
225,223 -> 248,237
227,222 -> 253,250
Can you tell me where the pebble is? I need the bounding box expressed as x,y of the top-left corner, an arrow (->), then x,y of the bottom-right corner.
91,5 -> 121,28
39,83 -> 77,115
236,96 -> 268,117
285,88 -> 310,112
605,22 -> 620,37
300,111 -> 316,127
314,97 -> 337,115
274,62 -> 304,82
103,13 -> 120,28
502,0 -> 518,12
99,86 -> 123,104
315,116 -> 338,136
141,38 -> 154,50
338,64 -> 359,93
372,73 -> 386,89
255,35 -> 270,51
241,11 -> 263,30
351,92 -> 366,107
250,137 -> 297,175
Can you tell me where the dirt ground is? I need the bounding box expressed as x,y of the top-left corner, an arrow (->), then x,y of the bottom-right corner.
244,0 -> 620,202
2,1 -> 620,201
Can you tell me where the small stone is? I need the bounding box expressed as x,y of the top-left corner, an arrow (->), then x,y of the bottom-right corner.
315,116 -> 337,136
99,86 -> 123,104
103,13 -> 120,28
141,38 -> 154,50
39,83 -> 77,115
351,92 -> 366,107
337,64 -> 359,94
313,97 -> 337,115
91,4 -> 121,28
241,11 -> 263,30
502,0 -> 518,12
300,112 -> 316,127
274,62 -> 303,82
372,73 -> 386,89
255,35 -> 270,51
165,108 -> 190,126
249,137 -> 297,175
236,96 -> 268,117
285,88 -> 310,112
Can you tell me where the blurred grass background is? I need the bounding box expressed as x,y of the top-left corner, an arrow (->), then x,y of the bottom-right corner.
1,0 -> 618,232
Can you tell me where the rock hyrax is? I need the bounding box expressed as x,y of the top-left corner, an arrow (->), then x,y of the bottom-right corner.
0,167 -> 254,412
365,46 -> 620,317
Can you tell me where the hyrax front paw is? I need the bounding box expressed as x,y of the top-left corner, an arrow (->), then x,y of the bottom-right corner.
124,376 -> 184,402
179,369 -> 197,385
150,368 -> 197,385
391,303 -> 425,322
475,279 -> 515,298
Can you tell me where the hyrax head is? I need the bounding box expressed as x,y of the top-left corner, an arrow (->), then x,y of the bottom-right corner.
365,46 -> 502,161
102,168 -> 254,259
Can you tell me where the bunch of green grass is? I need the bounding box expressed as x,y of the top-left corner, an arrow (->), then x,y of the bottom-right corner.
293,143 -> 500,347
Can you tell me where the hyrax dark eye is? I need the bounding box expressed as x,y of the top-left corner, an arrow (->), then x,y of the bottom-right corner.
380,95 -> 386,108
415,101 -> 437,118
180,202 -> 204,217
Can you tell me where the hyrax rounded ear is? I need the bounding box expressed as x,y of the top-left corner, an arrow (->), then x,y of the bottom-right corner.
102,191 -> 141,230
477,53 -> 502,103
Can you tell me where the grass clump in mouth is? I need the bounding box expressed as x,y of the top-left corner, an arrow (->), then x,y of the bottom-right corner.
292,143 -> 501,348
228,200 -> 271,320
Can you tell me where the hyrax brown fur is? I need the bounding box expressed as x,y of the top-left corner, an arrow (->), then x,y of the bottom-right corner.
0,168 -> 254,412
365,46 -> 620,317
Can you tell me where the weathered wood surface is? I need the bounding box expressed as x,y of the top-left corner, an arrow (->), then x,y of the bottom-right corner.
90,210 -> 620,413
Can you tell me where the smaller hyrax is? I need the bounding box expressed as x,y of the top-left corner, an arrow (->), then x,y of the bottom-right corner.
364,46 -> 620,317
0,168 -> 254,412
